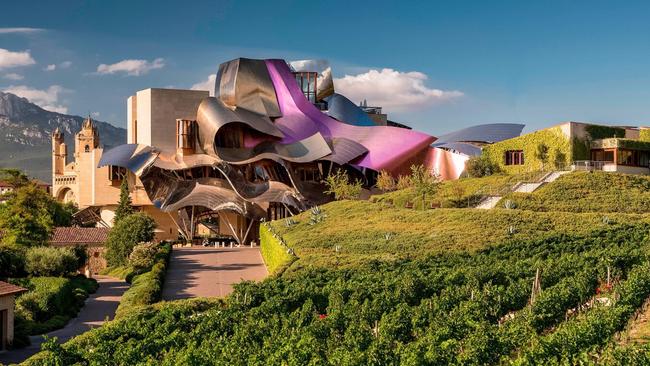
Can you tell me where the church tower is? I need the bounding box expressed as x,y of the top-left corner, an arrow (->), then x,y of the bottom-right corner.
75,115 -> 100,157
52,128 -> 66,176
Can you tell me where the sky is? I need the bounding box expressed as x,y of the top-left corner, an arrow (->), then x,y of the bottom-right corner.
2,0 -> 650,135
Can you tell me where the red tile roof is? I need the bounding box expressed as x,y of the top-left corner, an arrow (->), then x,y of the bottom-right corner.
49,227 -> 110,246
0,281 -> 27,297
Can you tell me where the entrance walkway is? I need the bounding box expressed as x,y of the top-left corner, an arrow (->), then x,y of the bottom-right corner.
0,276 -> 128,365
162,246 -> 268,300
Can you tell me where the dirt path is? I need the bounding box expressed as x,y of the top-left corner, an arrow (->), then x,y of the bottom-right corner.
162,246 -> 268,300
0,276 -> 128,365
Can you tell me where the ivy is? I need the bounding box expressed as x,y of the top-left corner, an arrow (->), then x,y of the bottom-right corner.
483,126 -> 572,173
585,125 -> 626,140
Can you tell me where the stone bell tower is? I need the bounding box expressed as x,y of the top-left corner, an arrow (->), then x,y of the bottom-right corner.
75,115 -> 100,157
52,128 -> 66,176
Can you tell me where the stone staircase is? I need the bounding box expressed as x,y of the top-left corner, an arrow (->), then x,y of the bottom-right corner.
475,195 -> 503,209
474,170 -> 570,210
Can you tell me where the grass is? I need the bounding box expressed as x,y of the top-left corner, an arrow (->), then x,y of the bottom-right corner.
100,265 -> 133,280
502,171 -> 650,213
371,171 -> 546,209
259,224 -> 295,275
269,199 -> 650,271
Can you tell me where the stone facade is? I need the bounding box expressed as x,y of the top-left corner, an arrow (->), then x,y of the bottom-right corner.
51,116 -> 178,241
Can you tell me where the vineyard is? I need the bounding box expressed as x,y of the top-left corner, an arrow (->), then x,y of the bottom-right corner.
24,172 -> 650,365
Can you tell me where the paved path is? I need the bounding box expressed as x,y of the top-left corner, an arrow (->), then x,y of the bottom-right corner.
162,246 -> 268,300
0,276 -> 128,365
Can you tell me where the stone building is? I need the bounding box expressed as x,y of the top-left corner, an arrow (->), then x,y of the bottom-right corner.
0,281 -> 26,350
49,227 -> 111,276
51,116 -> 178,241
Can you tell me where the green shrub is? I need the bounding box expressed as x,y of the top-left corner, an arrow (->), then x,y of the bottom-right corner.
14,276 -> 96,337
324,169 -> 362,200
0,245 -> 26,278
465,155 -> 501,177
115,243 -> 171,318
25,247 -> 78,277
105,212 -> 156,266
128,242 -> 158,272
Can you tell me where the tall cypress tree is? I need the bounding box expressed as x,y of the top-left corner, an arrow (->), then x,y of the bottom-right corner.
113,178 -> 134,224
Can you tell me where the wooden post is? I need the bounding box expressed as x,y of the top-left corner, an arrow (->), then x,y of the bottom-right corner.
607,266 -> 611,287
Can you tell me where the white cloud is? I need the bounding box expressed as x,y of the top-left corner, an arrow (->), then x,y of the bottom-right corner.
44,64 -> 56,71
289,59 -> 329,73
59,61 -> 72,68
0,28 -> 43,34
3,73 -> 23,80
91,111 -> 100,117
96,58 -> 165,76
0,48 -> 36,70
334,68 -> 463,110
191,74 -> 216,96
2,85 -> 70,114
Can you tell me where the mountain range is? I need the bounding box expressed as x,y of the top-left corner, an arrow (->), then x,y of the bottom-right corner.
0,91 -> 126,182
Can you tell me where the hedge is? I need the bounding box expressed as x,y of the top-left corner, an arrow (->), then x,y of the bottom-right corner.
114,242 -> 171,318
12,275 -> 98,345
260,223 -> 295,275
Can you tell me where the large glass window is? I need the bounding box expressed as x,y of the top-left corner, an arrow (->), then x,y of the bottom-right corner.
504,150 -> 524,165
618,150 -> 635,166
293,72 -> 318,103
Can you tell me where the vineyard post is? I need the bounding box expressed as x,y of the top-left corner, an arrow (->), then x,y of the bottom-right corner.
530,268 -> 541,304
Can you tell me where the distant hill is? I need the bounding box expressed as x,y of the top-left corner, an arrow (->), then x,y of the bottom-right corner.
0,91 -> 126,182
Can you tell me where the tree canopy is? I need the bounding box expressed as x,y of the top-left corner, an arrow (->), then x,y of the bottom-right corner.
113,179 -> 134,225
105,212 -> 156,266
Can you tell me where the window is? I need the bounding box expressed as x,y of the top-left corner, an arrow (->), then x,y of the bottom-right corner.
108,165 -> 127,181
296,165 -> 322,182
176,119 -> 196,152
293,72 -> 318,103
504,150 -> 524,165
84,145 -> 90,152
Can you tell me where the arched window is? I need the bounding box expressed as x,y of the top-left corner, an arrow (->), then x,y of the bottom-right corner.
84,145 -> 90,152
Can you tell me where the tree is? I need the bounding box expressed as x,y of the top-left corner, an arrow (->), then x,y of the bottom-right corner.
0,184 -> 55,247
465,155 -> 500,178
375,170 -> 396,192
113,179 -> 134,224
554,148 -> 567,170
105,213 -> 156,266
324,170 -> 363,200
0,168 -> 30,189
535,143 -> 550,171
25,246 -> 78,276
410,164 -> 440,210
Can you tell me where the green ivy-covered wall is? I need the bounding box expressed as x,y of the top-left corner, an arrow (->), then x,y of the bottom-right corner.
482,126 -> 572,173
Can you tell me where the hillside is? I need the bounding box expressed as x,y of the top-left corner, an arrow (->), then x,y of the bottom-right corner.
501,171 -> 650,213
24,172 -> 650,365
0,92 -> 126,181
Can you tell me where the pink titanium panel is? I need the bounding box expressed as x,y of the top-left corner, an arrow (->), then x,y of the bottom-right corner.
265,59 -> 437,174
422,147 -> 469,181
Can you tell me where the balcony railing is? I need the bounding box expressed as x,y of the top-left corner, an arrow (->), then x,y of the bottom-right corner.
54,175 -> 77,185
573,160 -> 607,171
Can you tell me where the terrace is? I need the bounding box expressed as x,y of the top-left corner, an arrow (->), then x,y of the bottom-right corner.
575,138 -> 650,174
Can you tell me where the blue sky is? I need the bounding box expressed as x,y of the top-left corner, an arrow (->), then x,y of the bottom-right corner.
2,0 -> 650,135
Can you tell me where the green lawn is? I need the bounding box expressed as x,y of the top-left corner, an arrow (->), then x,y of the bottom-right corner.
371,171 -> 545,209
269,199 -> 650,271
502,171 -> 650,213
